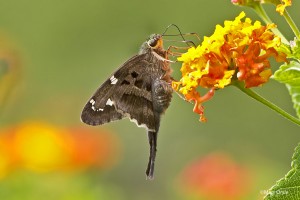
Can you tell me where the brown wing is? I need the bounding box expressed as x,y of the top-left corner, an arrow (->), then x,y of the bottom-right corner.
81,53 -> 162,131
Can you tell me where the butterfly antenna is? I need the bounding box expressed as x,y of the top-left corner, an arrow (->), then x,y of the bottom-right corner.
162,24 -> 189,47
146,131 -> 157,180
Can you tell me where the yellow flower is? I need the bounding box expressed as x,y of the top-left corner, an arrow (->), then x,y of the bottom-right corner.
173,12 -> 286,121
215,70 -> 235,89
0,122 -> 120,176
13,122 -> 70,172
276,0 -> 292,15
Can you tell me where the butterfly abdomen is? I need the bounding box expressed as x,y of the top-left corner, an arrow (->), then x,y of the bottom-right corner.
152,79 -> 173,114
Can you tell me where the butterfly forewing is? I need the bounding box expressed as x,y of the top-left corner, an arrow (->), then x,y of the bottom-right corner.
81,53 -> 157,130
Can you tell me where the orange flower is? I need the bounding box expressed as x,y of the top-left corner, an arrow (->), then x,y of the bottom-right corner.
67,127 -> 120,169
0,128 -> 18,179
180,153 -> 251,200
173,12 -> 287,121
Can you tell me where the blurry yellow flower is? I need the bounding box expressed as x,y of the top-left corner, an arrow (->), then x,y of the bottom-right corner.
276,0 -> 292,15
0,122 -> 121,177
173,12 -> 286,121
13,122 -> 70,172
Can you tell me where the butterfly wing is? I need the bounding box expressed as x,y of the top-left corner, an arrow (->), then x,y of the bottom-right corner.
81,53 -> 158,131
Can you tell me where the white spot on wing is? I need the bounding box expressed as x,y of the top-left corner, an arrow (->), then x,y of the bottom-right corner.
110,75 -> 118,84
106,98 -> 114,106
90,99 -> 104,112
89,99 -> 95,105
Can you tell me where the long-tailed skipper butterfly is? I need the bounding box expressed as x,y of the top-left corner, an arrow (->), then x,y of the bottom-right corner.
81,33 -> 175,180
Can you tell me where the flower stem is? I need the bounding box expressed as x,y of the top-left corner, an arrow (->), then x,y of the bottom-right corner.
282,10 -> 300,40
251,4 -> 289,44
233,81 -> 300,126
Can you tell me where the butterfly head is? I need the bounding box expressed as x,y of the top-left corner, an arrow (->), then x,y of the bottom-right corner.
147,34 -> 163,50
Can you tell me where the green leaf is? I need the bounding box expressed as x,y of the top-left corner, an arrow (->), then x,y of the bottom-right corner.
264,143 -> 300,200
273,61 -> 300,118
290,38 -> 300,60
276,38 -> 300,60
276,43 -> 293,58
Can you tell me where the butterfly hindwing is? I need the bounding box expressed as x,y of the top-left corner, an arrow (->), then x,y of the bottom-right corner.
114,93 -> 156,131
81,103 -> 124,126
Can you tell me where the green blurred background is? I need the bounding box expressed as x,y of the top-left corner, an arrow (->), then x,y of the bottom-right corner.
0,0 -> 299,199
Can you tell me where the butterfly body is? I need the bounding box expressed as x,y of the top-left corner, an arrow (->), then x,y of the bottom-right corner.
81,34 -> 173,179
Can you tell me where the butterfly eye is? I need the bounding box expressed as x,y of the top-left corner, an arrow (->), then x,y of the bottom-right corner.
148,39 -> 158,48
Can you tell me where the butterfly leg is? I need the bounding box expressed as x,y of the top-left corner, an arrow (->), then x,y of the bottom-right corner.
146,130 -> 157,180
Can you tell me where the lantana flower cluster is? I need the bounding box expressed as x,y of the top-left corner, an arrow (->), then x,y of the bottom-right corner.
172,12 -> 287,121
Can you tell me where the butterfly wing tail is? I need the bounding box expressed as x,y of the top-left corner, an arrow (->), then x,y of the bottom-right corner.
146,130 -> 157,180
